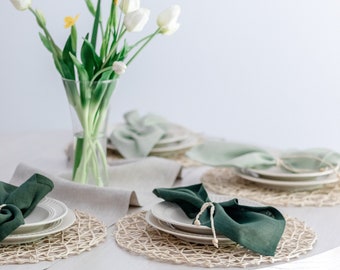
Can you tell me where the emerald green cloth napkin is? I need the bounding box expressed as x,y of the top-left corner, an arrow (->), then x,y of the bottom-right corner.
0,174 -> 54,241
186,140 -> 340,172
153,184 -> 286,256
110,110 -> 167,158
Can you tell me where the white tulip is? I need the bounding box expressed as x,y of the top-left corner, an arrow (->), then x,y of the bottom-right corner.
123,8 -> 150,32
157,5 -> 181,35
112,61 -> 127,75
10,0 -> 32,11
119,0 -> 140,14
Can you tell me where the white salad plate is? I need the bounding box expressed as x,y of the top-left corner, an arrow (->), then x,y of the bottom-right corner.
151,195 -> 261,235
244,165 -> 336,181
155,124 -> 191,145
146,211 -> 232,245
13,197 -> 68,234
236,171 -> 339,191
1,209 -> 76,245
150,136 -> 200,155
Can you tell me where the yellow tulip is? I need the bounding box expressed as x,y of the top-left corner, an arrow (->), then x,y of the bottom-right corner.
64,14 -> 80,29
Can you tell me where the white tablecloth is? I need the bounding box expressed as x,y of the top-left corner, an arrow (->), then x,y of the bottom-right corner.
1,130 -> 340,270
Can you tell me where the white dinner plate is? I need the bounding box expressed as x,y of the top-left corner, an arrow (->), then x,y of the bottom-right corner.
1,209 -> 76,245
145,211 -> 233,245
13,197 -> 68,234
236,171 -> 339,191
245,165 -> 336,181
151,195 -> 261,235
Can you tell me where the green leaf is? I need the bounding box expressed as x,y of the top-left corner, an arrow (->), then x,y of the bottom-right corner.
95,73 -> 118,110
81,35 -> 103,79
91,0 -> 101,49
117,41 -> 130,61
60,61 -> 75,81
69,53 -> 90,105
84,0 -> 96,17
62,35 -> 76,80
38,33 -> 52,52
91,70 -> 113,103
72,137 -> 84,180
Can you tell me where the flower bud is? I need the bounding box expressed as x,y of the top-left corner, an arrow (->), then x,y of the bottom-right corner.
123,8 -> 150,32
10,0 -> 32,11
112,61 -> 127,75
157,5 -> 181,35
35,9 -> 46,28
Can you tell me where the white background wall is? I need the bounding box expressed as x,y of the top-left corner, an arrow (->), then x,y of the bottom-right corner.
1,0 -> 340,151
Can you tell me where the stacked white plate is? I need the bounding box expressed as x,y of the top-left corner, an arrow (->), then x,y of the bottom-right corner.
108,123 -> 201,156
1,197 -> 76,245
236,166 -> 339,191
146,196 -> 260,245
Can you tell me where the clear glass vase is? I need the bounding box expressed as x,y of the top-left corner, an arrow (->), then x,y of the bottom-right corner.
62,78 -> 118,186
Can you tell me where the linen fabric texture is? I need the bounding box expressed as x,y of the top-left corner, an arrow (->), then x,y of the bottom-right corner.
109,110 -> 168,158
187,140 -> 340,172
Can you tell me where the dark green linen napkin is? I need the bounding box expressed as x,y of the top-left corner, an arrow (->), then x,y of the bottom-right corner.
153,184 -> 286,256
0,174 -> 54,241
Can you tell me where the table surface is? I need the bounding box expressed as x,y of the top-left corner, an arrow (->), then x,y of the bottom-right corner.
1,130 -> 340,270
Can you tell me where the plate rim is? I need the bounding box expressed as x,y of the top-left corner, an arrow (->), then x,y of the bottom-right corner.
236,171 -> 339,187
19,197 -> 68,230
1,209 -> 76,244
145,211 -> 231,244
248,166 -> 336,180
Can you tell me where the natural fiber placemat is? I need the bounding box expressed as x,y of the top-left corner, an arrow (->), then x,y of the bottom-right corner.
114,211 -> 316,268
0,210 -> 107,265
202,168 -> 340,207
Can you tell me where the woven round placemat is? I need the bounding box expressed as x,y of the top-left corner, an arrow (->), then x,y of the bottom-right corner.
114,211 -> 316,268
202,168 -> 340,207
0,210 -> 107,265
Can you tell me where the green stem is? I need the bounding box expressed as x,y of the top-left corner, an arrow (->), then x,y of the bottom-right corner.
29,8 -> 64,76
90,67 -> 113,83
101,28 -> 126,68
126,28 -> 161,66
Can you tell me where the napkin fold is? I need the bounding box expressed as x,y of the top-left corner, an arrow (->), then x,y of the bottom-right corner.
153,184 -> 286,256
0,174 -> 54,241
109,110 -> 168,158
187,140 -> 340,172
11,158 -> 181,226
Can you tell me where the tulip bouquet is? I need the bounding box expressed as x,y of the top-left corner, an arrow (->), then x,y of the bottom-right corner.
10,0 -> 180,186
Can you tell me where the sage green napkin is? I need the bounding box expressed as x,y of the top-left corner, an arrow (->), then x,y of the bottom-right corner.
187,140 -> 340,172
109,110 -> 167,158
153,184 -> 285,256
0,174 -> 54,241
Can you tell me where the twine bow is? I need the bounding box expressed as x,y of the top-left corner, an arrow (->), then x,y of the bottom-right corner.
194,202 -> 219,248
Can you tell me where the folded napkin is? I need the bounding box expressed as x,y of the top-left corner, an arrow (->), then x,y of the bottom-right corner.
153,184 -> 285,256
0,174 -> 54,241
109,110 -> 168,158
187,140 -> 340,173
11,158 -> 181,226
